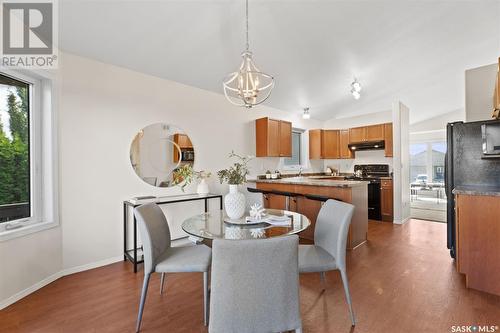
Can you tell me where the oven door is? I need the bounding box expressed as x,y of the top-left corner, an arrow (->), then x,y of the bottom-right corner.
367,181 -> 382,220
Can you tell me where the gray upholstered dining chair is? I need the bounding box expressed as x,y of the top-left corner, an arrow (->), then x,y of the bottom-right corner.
298,199 -> 356,326
209,235 -> 302,333
134,203 -> 211,332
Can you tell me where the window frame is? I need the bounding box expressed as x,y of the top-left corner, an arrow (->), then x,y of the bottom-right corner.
282,128 -> 308,171
0,69 -> 59,241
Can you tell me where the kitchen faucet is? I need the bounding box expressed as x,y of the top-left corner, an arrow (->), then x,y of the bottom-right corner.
298,166 -> 303,176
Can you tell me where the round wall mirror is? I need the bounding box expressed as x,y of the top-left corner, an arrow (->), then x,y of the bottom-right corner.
130,123 -> 195,187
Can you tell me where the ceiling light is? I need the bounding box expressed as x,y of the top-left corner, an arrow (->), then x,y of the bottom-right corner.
351,78 -> 362,100
351,79 -> 362,92
223,0 -> 274,108
302,107 -> 311,119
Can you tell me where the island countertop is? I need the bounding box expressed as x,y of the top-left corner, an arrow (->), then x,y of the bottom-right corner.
248,177 -> 369,188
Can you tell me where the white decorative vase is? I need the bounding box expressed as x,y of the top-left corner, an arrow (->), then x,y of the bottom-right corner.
197,178 -> 209,195
224,184 -> 246,219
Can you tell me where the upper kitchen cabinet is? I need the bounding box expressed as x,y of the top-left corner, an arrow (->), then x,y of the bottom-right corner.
309,129 -> 322,159
339,129 -> 354,159
384,123 -> 393,157
349,126 -> 366,143
365,124 -> 385,141
255,117 -> 292,157
322,130 -> 340,159
350,124 -> 385,143
309,129 -> 340,159
173,133 -> 193,149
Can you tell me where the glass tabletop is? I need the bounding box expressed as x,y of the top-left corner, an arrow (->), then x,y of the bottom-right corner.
181,209 -> 311,240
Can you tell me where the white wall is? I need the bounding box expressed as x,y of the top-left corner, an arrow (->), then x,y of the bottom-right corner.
0,227 -> 62,307
323,110 -> 392,129
465,63 -> 497,122
392,102 -> 411,224
410,109 -> 465,143
59,52 -> 324,270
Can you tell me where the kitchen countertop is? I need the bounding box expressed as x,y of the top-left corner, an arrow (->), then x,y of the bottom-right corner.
248,177 -> 369,188
452,185 -> 500,197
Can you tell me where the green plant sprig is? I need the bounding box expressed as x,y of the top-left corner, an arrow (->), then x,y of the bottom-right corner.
217,151 -> 252,185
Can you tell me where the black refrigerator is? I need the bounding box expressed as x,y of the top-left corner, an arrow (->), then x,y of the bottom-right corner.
445,119 -> 500,258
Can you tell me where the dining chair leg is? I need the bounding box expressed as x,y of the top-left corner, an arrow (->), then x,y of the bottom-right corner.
203,271 -> 209,326
160,273 -> 165,294
340,268 -> 356,326
136,273 -> 151,332
320,271 -> 326,289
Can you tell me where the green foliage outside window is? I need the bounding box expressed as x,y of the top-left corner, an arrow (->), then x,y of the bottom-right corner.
0,86 -> 29,207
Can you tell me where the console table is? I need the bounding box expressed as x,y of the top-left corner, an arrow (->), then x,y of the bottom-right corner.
123,193 -> 223,272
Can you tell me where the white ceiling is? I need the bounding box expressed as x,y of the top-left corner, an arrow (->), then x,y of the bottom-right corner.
60,0 -> 500,123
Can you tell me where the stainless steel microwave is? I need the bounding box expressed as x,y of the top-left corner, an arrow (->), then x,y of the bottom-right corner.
181,150 -> 195,161
482,122 -> 500,156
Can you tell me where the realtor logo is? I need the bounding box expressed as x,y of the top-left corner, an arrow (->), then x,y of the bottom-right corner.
1,0 -> 58,68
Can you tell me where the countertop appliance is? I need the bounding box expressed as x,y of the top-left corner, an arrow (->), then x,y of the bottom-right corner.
345,164 -> 390,221
181,149 -> 195,162
445,120 -> 500,258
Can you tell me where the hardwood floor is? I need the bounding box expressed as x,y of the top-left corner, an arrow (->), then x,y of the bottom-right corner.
1,219 -> 499,333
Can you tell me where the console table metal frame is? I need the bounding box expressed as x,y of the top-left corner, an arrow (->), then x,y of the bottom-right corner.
123,194 -> 223,273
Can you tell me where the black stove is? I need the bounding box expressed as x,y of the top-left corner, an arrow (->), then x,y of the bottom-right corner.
345,164 -> 390,221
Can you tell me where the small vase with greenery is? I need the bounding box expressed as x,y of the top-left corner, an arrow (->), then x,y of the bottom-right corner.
217,151 -> 252,219
172,164 -> 211,192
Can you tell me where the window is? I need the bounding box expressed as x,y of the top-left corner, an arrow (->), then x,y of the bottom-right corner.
0,74 -> 30,223
284,130 -> 302,166
0,70 -> 58,241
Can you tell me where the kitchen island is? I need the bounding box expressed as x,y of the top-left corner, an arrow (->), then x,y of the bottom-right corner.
250,177 -> 368,249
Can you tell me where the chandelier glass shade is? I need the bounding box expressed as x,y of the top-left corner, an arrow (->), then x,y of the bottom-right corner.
223,0 -> 274,108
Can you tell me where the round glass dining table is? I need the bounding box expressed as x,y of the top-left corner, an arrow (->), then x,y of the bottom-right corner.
182,209 -> 310,241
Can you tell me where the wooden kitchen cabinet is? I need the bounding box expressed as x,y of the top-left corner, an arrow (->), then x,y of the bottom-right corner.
350,124 -> 384,143
173,133 -> 193,162
365,124 -> 385,141
309,129 -> 340,159
455,193 -> 500,296
322,130 -> 340,159
384,123 -> 393,157
309,129 -> 322,159
279,120 -> 292,157
256,117 -> 292,157
173,133 -> 193,148
339,129 -> 354,159
380,179 -> 393,222
349,127 -> 366,143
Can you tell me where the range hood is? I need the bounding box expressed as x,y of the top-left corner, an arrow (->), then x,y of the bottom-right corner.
348,140 -> 385,151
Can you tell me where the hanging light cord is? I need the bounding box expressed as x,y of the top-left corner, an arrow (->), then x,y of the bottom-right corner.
245,0 -> 249,51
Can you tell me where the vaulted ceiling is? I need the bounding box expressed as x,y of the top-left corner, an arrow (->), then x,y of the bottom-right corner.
60,0 -> 500,123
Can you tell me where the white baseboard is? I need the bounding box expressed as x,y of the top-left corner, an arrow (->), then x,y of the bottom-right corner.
0,255 -> 124,310
61,255 -> 123,276
0,271 -> 63,310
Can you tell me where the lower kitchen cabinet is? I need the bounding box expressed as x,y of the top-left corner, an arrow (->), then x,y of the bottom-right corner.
455,193 -> 500,296
381,179 -> 393,222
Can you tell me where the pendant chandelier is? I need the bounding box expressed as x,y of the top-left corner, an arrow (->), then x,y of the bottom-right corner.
223,0 -> 274,108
